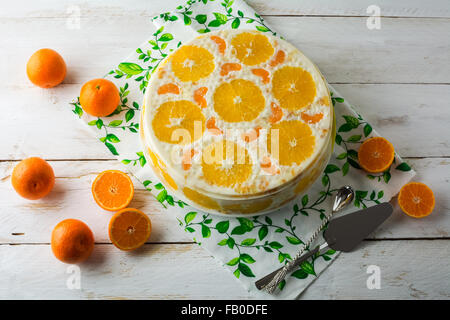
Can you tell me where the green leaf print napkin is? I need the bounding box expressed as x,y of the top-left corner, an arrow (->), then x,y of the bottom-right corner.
69,0 -> 415,299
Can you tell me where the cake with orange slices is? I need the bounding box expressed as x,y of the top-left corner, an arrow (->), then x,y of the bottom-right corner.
141,30 -> 334,215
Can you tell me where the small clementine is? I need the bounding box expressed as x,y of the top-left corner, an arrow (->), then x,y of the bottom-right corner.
51,219 -> 95,264
11,157 -> 55,200
80,79 -> 120,117
26,48 -> 66,88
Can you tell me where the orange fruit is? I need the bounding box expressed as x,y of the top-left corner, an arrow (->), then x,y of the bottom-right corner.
213,79 -> 265,122
268,120 -> 315,166
152,100 -> 205,145
272,66 -> 316,111
202,140 -> 252,188
79,78 -> 120,117
398,182 -> 435,218
171,45 -> 215,82
92,170 -> 134,211
26,48 -> 66,88
108,208 -> 151,251
358,137 -> 395,173
231,32 -> 274,66
11,157 -> 55,200
51,219 -> 95,264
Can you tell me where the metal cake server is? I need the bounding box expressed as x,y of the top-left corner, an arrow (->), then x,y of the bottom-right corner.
256,186 -> 354,292
255,201 -> 394,292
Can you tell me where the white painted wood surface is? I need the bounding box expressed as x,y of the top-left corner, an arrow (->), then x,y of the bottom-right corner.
1,0 -> 449,299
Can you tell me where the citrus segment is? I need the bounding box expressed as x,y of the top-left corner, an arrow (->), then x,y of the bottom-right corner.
182,149 -> 195,171
269,50 -> 286,67
109,208 -> 152,251
220,63 -> 241,76
194,87 -> 208,108
358,137 -> 395,173
211,35 -> 226,54
202,140 -> 252,188
260,156 -> 280,175
213,79 -> 265,122
268,120 -> 315,166
398,182 -> 435,218
231,32 -> 274,66
241,127 -> 261,143
171,45 -> 215,82
92,170 -> 134,211
269,102 -> 283,124
206,117 -> 223,135
251,68 -> 270,84
301,112 -> 324,124
272,66 -> 316,111
157,83 -> 180,95
152,100 -> 205,144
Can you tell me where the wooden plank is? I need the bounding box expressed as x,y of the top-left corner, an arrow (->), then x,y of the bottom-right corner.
301,239 -> 450,299
1,83 -> 448,160
0,158 -> 448,244
2,0 -> 449,18
0,240 -> 449,299
1,17 -> 449,85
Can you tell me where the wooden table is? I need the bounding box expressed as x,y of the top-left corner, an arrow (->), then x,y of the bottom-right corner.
1,0 -> 449,299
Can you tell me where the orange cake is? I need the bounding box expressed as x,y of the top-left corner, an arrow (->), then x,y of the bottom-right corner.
141,30 -> 334,215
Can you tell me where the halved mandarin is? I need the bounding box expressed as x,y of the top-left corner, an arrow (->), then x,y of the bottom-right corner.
213,79 -> 265,122
272,66 -> 316,111
231,32 -> 274,66
152,100 -> 205,145
92,170 -> 134,211
358,137 -> 395,173
398,182 -> 435,218
171,45 -> 215,82
202,140 -> 252,188
268,120 -> 315,166
109,208 -> 151,251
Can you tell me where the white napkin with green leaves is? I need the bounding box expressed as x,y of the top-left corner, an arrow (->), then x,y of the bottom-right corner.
69,0 -> 415,299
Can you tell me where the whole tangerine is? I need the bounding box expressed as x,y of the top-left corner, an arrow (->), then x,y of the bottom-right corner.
51,219 -> 95,264
26,48 -> 66,88
80,79 -> 120,117
11,157 -> 55,200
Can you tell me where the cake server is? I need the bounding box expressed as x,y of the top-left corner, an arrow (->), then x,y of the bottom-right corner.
255,201 -> 394,292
